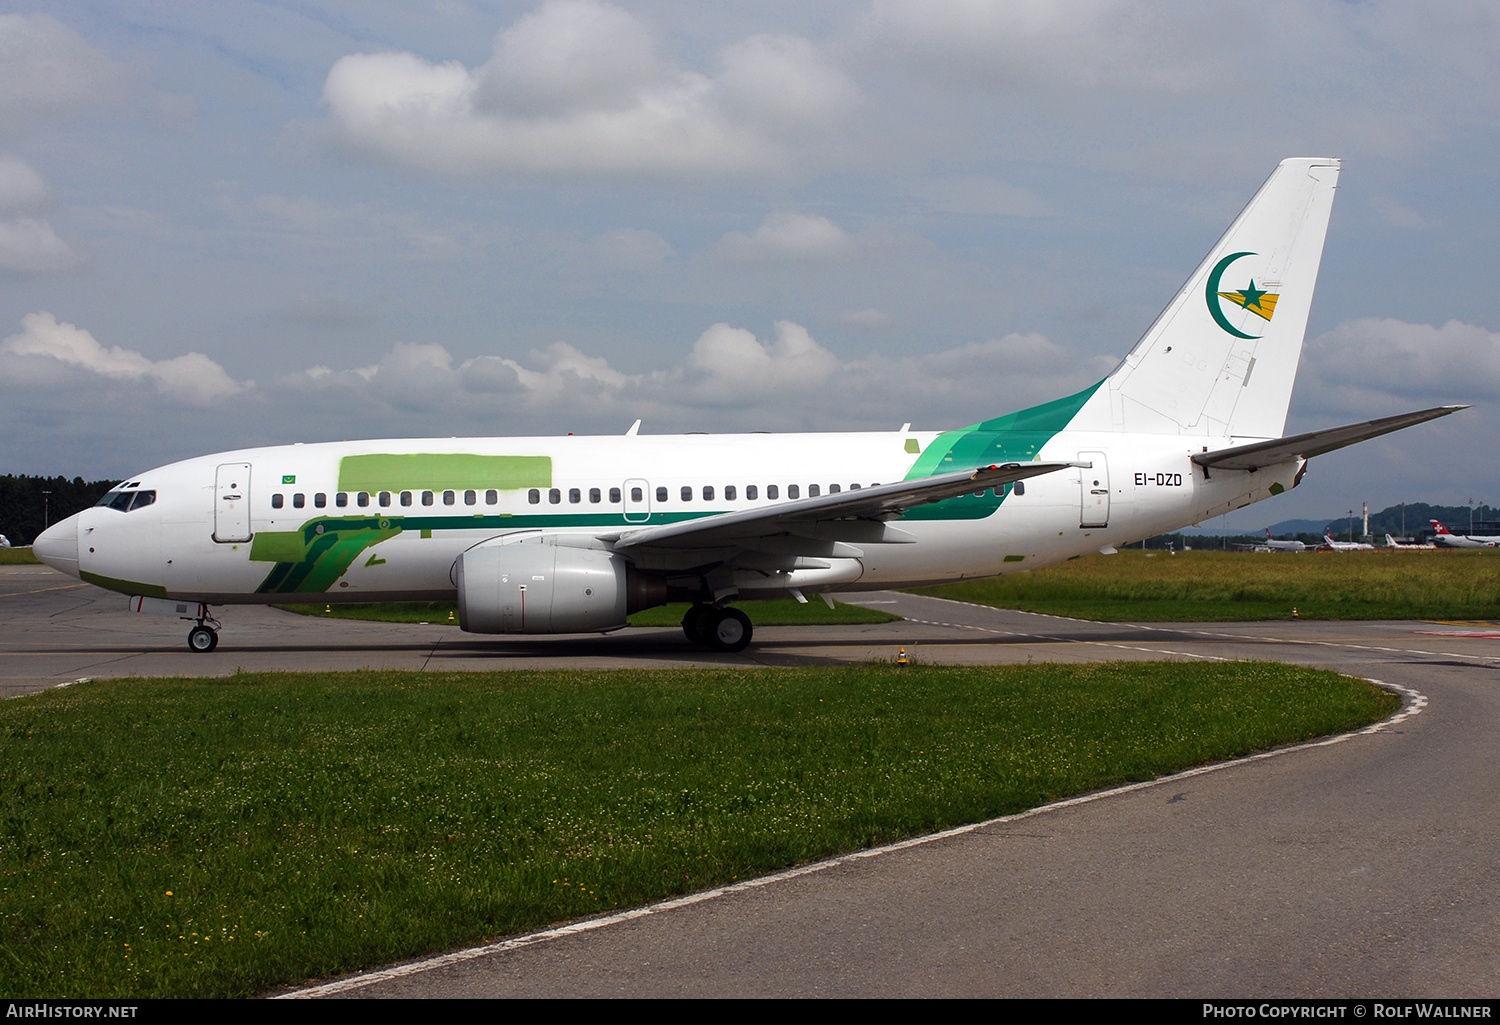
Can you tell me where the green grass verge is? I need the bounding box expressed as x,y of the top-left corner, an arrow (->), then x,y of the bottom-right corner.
2,663 -> 1394,997
0,547 -> 40,565
275,597 -> 899,627
917,549 -> 1500,621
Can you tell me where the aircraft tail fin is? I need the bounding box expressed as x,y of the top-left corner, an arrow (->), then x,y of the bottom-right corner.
1105,157 -> 1341,439
1431,519 -> 1452,535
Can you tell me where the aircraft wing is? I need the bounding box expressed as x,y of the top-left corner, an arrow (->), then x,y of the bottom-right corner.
1192,405 -> 1466,473
604,461 -> 1082,551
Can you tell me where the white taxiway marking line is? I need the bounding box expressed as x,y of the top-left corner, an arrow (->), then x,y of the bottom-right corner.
280,675 -> 1423,999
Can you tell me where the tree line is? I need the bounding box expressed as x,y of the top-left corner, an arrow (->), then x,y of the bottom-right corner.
0,475 -> 122,546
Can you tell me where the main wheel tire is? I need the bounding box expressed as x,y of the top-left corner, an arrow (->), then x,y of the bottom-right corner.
706,607 -> 753,653
681,604 -> 713,645
188,625 -> 218,653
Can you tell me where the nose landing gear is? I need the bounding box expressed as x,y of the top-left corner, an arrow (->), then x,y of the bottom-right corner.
187,612 -> 221,653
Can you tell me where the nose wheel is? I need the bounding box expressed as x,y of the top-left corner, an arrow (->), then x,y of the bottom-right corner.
186,613 -> 221,653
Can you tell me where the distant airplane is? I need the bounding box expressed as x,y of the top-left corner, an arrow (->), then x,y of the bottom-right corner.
1385,534 -> 1435,550
1429,520 -> 1499,549
1261,528 -> 1307,552
0,533 -> 10,548
1323,535 -> 1374,552
30,158 -> 1465,653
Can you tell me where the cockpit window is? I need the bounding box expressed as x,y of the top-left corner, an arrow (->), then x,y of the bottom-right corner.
96,489 -> 156,512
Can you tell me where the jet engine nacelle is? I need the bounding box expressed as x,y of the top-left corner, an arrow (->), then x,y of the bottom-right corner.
455,539 -> 661,634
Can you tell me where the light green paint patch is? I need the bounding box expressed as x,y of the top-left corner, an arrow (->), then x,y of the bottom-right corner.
1269,482 -> 1285,495
250,531 -> 308,563
1003,554 -> 1026,563
904,438 -> 920,453
365,553 -> 386,567
80,571 -> 167,598
420,529 -> 432,539
338,454 -> 551,494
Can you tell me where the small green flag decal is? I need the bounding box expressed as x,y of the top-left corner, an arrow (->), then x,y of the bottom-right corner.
282,475 -> 295,484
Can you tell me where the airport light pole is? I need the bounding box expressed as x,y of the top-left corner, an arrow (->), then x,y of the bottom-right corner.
41,491 -> 51,531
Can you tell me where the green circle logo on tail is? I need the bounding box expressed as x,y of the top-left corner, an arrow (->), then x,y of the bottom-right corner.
1205,251 -> 1279,339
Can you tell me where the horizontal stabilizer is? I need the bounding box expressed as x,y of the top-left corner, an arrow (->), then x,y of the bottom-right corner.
606,461 -> 1081,551
1191,405 -> 1467,473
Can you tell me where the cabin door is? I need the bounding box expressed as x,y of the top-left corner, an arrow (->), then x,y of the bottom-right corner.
623,478 -> 651,523
1079,451 -> 1110,528
214,463 -> 252,543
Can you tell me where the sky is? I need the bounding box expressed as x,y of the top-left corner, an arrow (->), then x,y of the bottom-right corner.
1,0 -> 1497,529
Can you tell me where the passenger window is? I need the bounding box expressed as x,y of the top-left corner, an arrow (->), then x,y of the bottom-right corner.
379,492 -> 391,507
486,490 -> 497,504
421,491 -> 434,506
589,488 -> 601,504
400,491 -> 413,507
808,485 -> 820,497
767,485 -> 778,500
293,493 -> 305,508
788,485 -> 800,499
357,492 -> 370,507
702,486 -> 714,501
549,489 -> 561,505
464,490 -> 476,505
314,493 -> 327,508
725,485 -> 736,501
610,487 -> 622,503
443,490 -> 455,506
829,484 -> 840,494
656,486 -> 667,502
271,494 -> 283,509
681,486 -> 692,502
569,488 -> 581,504
1013,481 -> 1025,496
746,485 -> 758,500
336,492 -> 349,507
628,487 -> 640,502
849,483 -> 860,490
528,489 -> 540,505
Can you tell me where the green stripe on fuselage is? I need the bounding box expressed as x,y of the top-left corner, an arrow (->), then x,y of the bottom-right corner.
250,510 -> 719,594
900,380 -> 1104,520
337,453 -> 552,494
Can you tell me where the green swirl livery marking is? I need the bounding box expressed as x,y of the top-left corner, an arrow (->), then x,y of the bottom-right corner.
899,381 -> 1103,520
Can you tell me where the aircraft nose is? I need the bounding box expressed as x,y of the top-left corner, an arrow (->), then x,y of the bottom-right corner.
33,512 -> 80,578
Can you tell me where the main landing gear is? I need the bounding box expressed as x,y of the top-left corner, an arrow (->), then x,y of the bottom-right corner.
681,603 -> 753,653
186,611 -> 222,653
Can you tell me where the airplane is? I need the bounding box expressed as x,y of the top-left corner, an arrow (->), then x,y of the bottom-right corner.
1323,534 -> 1374,552
1261,529 -> 1307,553
1429,520 -> 1499,549
31,157 -> 1466,654
1385,534 -> 1435,550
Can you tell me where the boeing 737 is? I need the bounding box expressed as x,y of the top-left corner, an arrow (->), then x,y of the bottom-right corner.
1429,520 -> 1499,549
32,158 -> 1464,653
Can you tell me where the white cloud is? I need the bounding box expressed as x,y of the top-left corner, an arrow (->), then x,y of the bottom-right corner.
0,14 -> 129,133
0,155 -> 78,273
714,211 -> 855,263
0,218 -> 79,273
1303,318 -> 1500,408
315,0 -> 855,178
0,312 -> 247,405
684,321 -> 841,402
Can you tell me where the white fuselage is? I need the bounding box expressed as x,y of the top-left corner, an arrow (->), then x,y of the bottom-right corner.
39,428 -> 1300,606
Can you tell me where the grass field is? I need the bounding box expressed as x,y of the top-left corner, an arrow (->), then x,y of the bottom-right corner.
0,547 -> 39,565
277,597 -> 899,627
918,549 -> 1500,621
1,663 -> 1395,997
